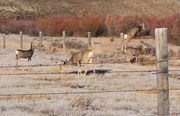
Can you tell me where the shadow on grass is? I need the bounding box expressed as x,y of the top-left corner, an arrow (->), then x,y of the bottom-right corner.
67,69 -> 111,75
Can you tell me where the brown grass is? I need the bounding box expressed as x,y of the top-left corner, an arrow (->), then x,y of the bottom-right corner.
50,41 -> 88,50
69,96 -> 93,109
169,49 -> 176,58
1,0 -> 180,19
0,96 -> 52,101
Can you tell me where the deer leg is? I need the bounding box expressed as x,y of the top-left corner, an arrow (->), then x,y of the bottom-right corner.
59,64 -> 63,73
136,56 -> 139,65
27,58 -> 30,65
29,58 -> 32,66
124,43 -> 127,53
77,62 -> 82,76
83,64 -> 88,77
16,59 -> 19,70
92,63 -> 95,75
121,43 -> 124,52
16,55 -> 19,70
90,58 -> 95,75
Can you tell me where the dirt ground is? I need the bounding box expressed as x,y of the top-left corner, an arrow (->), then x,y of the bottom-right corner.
0,34 -> 180,116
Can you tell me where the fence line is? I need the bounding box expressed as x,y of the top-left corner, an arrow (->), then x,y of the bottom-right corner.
0,70 -> 179,76
0,58 -> 179,69
0,88 -> 180,97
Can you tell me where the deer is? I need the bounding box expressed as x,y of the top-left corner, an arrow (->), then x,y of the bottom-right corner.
123,40 -> 148,64
60,49 -> 95,77
16,42 -> 36,68
140,40 -> 155,56
121,23 -> 145,53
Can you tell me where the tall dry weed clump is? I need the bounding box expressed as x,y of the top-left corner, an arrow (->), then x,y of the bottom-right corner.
69,96 -> 93,109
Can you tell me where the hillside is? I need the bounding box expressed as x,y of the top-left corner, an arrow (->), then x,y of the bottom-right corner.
0,0 -> 180,19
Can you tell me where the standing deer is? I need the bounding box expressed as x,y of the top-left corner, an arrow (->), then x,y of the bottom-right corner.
16,42 -> 36,67
121,23 -> 145,53
60,49 -> 95,77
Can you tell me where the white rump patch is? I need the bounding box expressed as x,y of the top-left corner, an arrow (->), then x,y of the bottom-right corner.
16,51 -> 18,54
88,51 -> 93,58
124,34 -> 128,39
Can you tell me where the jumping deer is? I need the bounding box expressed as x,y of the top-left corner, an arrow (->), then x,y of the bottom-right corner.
16,42 -> 36,67
60,49 -> 95,77
121,23 -> 145,53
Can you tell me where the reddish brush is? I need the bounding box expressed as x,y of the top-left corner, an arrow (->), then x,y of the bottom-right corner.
0,14 -> 179,40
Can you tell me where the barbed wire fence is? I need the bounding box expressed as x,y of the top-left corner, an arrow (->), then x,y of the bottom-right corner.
0,58 -> 179,68
0,29 -> 180,115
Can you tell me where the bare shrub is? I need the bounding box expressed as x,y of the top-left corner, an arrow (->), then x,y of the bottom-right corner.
69,96 -> 93,109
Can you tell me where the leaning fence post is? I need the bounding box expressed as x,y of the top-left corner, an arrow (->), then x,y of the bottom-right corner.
62,31 -> 66,52
3,33 -> 5,49
155,28 -> 169,116
88,32 -> 91,48
39,31 -> 43,46
20,31 -> 23,48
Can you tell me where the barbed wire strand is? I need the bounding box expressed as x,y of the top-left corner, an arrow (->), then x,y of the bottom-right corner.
0,58 -> 179,69
0,70 -> 180,76
0,88 -> 180,97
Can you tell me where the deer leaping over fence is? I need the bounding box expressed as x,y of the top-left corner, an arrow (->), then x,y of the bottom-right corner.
121,23 -> 145,53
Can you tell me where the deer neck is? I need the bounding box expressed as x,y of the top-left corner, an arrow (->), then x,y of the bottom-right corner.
30,43 -> 35,51
64,59 -> 73,65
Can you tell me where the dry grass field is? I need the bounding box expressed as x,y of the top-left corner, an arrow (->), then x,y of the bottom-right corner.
0,0 -> 180,19
0,34 -> 180,116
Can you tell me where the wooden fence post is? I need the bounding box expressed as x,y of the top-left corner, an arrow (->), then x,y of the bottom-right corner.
3,33 -> 5,49
62,31 -> 66,52
155,28 -> 169,116
120,33 -> 124,49
88,32 -> 91,48
20,31 -> 23,48
120,33 -> 124,39
39,31 -> 43,46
